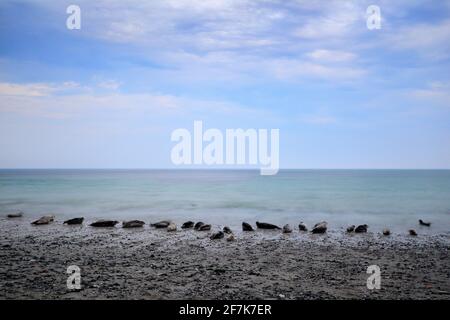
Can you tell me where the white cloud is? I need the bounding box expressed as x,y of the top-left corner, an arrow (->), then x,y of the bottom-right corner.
306,49 -> 356,63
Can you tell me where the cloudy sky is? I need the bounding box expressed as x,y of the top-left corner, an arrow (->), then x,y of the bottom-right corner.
0,0 -> 449,168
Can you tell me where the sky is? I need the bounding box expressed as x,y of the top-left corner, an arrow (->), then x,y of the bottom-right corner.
0,0 -> 449,169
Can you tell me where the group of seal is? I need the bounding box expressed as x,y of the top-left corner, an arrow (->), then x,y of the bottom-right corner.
6,212 -> 433,237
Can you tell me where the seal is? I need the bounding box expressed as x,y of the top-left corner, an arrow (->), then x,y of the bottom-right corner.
198,224 -> 211,231
311,221 -> 327,234
282,224 -> 292,233
409,229 -> 418,236
122,220 -> 145,228
223,226 -> 232,234
63,217 -> 84,225
150,221 -> 171,228
346,225 -> 355,233
210,231 -> 224,240
242,222 -> 254,231
256,221 -> 281,229
355,224 -> 368,233
182,221 -> 195,229
382,228 -> 391,236
7,212 -> 23,218
194,222 -> 205,230
90,220 -> 118,227
31,215 -> 54,225
298,222 -> 308,231
419,219 -> 431,227
167,223 -> 177,232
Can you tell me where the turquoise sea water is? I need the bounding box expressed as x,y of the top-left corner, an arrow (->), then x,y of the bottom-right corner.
0,169 -> 449,234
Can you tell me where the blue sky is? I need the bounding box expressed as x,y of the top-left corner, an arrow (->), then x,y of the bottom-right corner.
0,0 -> 449,168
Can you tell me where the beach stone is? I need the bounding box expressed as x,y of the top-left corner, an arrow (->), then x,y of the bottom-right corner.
63,217 -> 84,225
298,222 -> 308,231
409,229 -> 418,236
223,226 -> 232,234
122,220 -> 145,228
194,222 -> 204,230
90,220 -> 118,227
167,223 -> 177,232
355,224 -> 368,233
150,221 -> 171,228
256,221 -> 281,230
181,221 -> 194,229
282,224 -> 292,233
312,221 -> 327,234
242,222 -> 254,231
210,231 -> 224,240
346,225 -> 355,233
198,224 -> 211,231
31,215 -> 54,225
7,212 -> 23,218
383,228 -> 391,236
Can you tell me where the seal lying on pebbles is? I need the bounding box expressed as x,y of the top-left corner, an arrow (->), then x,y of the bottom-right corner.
7,212 -> 23,218
409,229 -> 418,236
210,231 -> 224,240
167,223 -> 177,232
383,228 -> 391,236
31,215 -> 54,225
226,234 -> 235,241
150,221 -> 171,228
122,220 -> 145,228
346,225 -> 355,233
419,219 -> 431,227
63,217 -> 84,225
90,220 -> 118,227
181,221 -> 194,229
312,221 -> 327,234
194,222 -> 204,230
355,224 -> 368,233
282,224 -> 292,233
298,222 -> 307,231
198,224 -> 211,231
242,222 -> 254,231
223,226 -> 232,234
256,221 -> 281,230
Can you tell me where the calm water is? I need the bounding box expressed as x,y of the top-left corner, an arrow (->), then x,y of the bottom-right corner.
0,169 -> 449,233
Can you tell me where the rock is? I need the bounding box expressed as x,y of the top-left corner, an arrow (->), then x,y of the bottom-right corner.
383,228 -> 391,236
409,229 -> 418,236
256,221 -> 281,229
282,224 -> 292,233
63,217 -> 84,225
298,222 -> 308,231
167,223 -> 177,232
346,225 -> 355,233
223,226 -> 232,234
198,224 -> 211,231
419,219 -> 431,227
242,222 -> 254,231
181,221 -> 194,229
122,220 -> 145,228
311,221 -> 327,234
90,220 -> 118,227
210,231 -> 224,240
150,221 -> 171,228
355,224 -> 368,233
7,212 -> 23,218
194,222 -> 205,230
31,215 -> 54,225
226,234 -> 235,242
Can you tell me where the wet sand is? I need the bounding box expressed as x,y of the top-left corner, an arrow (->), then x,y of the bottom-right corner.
0,217 -> 449,299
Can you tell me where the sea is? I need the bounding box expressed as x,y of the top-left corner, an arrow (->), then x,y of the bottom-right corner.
1,169 -> 449,234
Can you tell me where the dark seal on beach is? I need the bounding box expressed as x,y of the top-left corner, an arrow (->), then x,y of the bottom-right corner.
198,224 -> 211,231
346,225 -> 355,233
122,220 -> 145,228
355,224 -> 368,233
409,229 -> 418,236
150,221 -> 171,228
282,224 -> 292,233
311,221 -> 327,234
210,231 -> 224,240
419,219 -> 431,227
223,226 -> 232,234
298,222 -> 308,231
383,228 -> 391,236
90,220 -> 118,227
64,217 -> 84,225
31,215 -> 54,225
242,222 -> 254,231
256,221 -> 281,230
181,221 -> 194,229
194,222 -> 205,230
7,212 -> 23,218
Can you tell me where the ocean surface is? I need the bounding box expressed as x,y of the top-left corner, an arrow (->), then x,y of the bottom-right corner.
1,169 -> 449,234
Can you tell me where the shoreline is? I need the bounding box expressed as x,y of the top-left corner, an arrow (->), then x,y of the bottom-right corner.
1,217 -> 449,299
